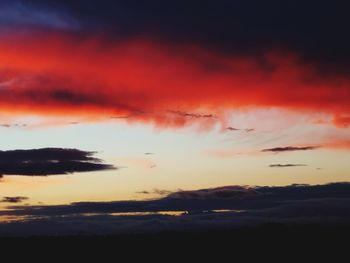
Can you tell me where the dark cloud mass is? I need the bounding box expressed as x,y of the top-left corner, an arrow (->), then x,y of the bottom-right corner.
0,148 -> 114,176
262,146 -> 320,153
4,183 -> 350,216
1,183 -> 350,236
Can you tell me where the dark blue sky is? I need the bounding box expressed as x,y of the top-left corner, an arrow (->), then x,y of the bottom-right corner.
0,0 -> 348,72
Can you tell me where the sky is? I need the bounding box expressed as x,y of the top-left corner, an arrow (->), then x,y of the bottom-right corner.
0,1 -> 349,234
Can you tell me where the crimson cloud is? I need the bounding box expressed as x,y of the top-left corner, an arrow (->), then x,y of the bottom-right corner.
0,33 -> 349,129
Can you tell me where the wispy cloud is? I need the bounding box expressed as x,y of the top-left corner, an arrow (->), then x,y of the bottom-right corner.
226,127 -> 241,131
269,164 -> 307,168
226,127 -> 255,133
262,146 -> 320,153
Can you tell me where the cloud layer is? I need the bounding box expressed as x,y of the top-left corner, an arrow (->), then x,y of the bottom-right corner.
1,183 -> 350,236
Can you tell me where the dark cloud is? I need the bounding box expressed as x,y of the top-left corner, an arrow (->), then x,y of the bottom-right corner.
0,148 -> 98,163
5,182 -> 350,216
262,146 -> 320,153
0,148 -> 115,176
1,196 -> 28,203
269,164 -> 308,168
1,183 -> 350,236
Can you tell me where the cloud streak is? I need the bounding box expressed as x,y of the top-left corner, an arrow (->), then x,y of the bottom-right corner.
262,146 -> 320,153
269,164 -> 308,168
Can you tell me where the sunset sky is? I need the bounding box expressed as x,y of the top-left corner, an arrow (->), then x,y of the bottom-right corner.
0,1 -> 349,232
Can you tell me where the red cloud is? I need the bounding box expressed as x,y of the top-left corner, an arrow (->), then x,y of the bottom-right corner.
0,32 -> 350,128
332,116 -> 350,128
322,139 -> 350,150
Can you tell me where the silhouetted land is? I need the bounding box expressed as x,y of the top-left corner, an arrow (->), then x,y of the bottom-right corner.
0,224 -> 348,256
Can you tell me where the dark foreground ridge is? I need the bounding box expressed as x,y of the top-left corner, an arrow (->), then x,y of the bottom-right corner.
0,224 -> 348,256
